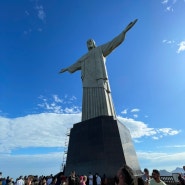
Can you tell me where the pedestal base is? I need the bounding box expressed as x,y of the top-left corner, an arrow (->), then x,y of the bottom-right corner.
64,116 -> 141,177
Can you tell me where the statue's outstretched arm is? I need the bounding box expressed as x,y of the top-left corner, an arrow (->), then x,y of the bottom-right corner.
124,19 -> 138,33
59,54 -> 87,74
102,19 -> 138,57
59,68 -> 68,73
59,59 -> 82,74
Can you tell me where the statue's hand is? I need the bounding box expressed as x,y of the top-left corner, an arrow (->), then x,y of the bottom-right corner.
59,68 -> 68,73
124,19 -> 138,33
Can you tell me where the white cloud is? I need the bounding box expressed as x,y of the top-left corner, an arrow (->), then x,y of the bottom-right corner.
0,114 -> 180,154
137,151 -> 185,171
0,112 -> 182,179
137,151 -> 185,162
161,0 -> 179,12
70,96 -> 77,101
53,95 -> 63,103
0,113 -> 81,154
131,108 -> 140,113
118,117 -> 157,138
162,39 -> 175,44
0,93 -> 182,178
35,5 -> 46,22
64,106 -> 81,114
177,41 -> 185,53
23,2 -> 47,35
164,144 -> 185,148
121,109 -> 128,114
117,116 -> 180,139
166,6 -> 174,11
158,128 -> 180,136
152,136 -> 160,140
37,95 -> 81,114
133,114 -> 138,118
161,0 -> 169,4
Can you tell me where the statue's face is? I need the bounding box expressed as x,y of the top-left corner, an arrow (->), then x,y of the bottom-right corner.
87,39 -> 96,50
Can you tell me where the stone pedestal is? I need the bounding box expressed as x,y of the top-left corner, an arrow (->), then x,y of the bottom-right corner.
64,116 -> 141,177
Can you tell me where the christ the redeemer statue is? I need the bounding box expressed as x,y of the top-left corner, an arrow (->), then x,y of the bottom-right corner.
59,19 -> 138,121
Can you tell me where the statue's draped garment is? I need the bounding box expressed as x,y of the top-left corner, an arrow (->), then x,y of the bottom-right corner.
66,31 -> 126,121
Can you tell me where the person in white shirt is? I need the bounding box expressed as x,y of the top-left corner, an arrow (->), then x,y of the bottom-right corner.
142,168 -> 150,185
95,174 -> 101,185
88,172 -> 93,185
16,176 -> 24,185
149,169 -> 166,185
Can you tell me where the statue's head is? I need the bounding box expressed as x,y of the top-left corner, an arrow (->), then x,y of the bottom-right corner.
87,39 -> 96,50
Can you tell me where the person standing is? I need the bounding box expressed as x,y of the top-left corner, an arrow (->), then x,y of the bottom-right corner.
142,168 -> 150,185
16,176 -> 24,185
101,174 -> 107,185
149,169 -> 166,185
115,164 -> 145,185
178,174 -> 185,185
68,171 -> 79,185
82,176 -> 87,185
95,174 -> 101,185
88,173 -> 93,185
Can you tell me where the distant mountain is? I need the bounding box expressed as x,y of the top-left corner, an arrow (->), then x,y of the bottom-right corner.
159,169 -> 172,176
171,167 -> 184,174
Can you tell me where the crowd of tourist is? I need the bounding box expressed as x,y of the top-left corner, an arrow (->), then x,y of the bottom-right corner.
140,167 -> 185,185
1,165 -> 185,185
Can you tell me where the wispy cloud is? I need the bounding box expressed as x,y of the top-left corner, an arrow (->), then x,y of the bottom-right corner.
158,128 -> 180,136
161,0 -> 180,12
35,5 -> 46,22
166,6 -> 174,12
138,151 -> 185,162
121,108 -> 140,119
131,108 -> 140,113
121,109 -> 128,114
164,144 -> 185,148
162,39 -> 175,44
121,108 -> 140,115
37,95 -> 81,114
53,95 -> 63,103
23,1 -> 46,35
161,0 -> 169,4
137,151 -> 185,170
162,39 -> 185,54
133,114 -> 138,118
177,41 -> 185,53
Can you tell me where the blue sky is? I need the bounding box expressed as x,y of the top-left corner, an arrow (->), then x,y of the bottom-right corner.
1,0 -> 185,180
